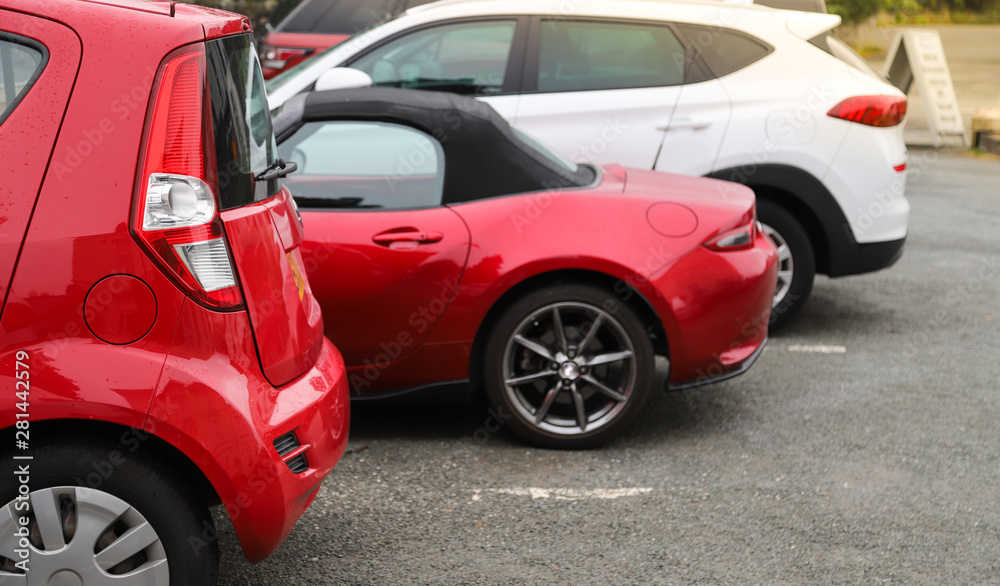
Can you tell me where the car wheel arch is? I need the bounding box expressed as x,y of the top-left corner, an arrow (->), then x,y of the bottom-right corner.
468,268 -> 671,395
8,418 -> 221,509
708,163 -> 850,276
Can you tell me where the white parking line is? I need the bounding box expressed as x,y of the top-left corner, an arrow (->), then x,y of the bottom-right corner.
472,487 -> 653,501
788,344 -> 847,354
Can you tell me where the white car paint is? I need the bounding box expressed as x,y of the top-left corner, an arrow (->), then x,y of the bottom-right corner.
267,0 -> 908,263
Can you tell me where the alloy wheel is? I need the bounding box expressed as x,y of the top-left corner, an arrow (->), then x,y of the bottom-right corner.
761,222 -> 794,308
501,302 -> 637,437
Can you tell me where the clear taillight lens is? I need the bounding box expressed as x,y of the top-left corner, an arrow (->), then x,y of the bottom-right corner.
132,44 -> 244,310
827,95 -> 907,127
705,225 -> 756,251
143,174 -> 215,230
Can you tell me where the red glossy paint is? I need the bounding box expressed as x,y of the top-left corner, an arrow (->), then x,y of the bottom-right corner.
0,0 -> 348,566
301,207 -> 470,367
301,164 -> 777,395
260,32 -> 349,79
84,275 -> 158,345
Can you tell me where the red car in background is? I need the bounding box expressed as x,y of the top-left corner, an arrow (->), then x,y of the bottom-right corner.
273,88 -> 778,448
260,0 -> 438,79
0,0 -> 348,582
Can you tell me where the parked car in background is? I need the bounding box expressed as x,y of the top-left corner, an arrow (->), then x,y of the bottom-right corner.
0,1 -> 348,583
266,0 -> 910,328
259,0 -> 438,78
272,87 -> 777,448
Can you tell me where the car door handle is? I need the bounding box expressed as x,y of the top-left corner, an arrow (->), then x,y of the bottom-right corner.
372,229 -> 444,246
659,117 -> 712,131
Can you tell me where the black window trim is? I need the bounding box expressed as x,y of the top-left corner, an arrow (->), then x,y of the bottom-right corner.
0,31 -> 49,128
340,15 -> 531,97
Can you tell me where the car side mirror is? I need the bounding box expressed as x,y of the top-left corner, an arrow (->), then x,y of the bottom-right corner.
314,68 -> 374,92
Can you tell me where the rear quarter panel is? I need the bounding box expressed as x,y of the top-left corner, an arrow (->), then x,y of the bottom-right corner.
428,169 -> 758,370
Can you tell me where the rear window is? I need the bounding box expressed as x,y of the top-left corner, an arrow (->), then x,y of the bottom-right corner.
0,33 -> 47,127
206,34 -> 280,210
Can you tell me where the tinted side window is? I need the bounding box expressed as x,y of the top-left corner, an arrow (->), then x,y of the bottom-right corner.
676,24 -> 773,79
537,20 -> 685,93
0,34 -> 46,126
279,121 -> 444,210
280,0 -> 405,34
349,20 -> 517,95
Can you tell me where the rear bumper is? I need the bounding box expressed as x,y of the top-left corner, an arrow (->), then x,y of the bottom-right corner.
830,236 -> 906,277
146,303 -> 349,563
655,230 -> 777,387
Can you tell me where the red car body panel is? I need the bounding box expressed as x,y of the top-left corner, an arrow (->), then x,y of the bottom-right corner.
260,32 -> 349,79
301,206 -> 471,367
1,0 -> 349,563
146,302 -> 348,563
301,164 -> 776,396
223,189 -> 326,387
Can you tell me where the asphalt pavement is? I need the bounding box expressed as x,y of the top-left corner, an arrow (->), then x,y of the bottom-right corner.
218,148 -> 1000,585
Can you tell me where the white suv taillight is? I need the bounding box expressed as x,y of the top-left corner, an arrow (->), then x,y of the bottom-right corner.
132,44 -> 244,310
827,95 -> 907,128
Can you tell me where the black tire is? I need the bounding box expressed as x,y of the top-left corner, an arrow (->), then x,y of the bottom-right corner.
1,436 -> 219,586
757,199 -> 815,330
482,284 -> 655,449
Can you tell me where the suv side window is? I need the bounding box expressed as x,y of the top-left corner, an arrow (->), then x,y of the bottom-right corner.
279,121 -> 444,210
0,34 -> 46,126
675,24 -> 773,79
349,20 -> 518,95
536,20 -> 686,93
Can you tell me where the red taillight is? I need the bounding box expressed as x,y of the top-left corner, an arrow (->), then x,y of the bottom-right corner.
827,95 -> 907,127
894,163 -> 907,173
133,44 -> 244,310
260,44 -> 313,71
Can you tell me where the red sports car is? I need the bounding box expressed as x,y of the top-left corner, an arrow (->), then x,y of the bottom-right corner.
274,88 -> 778,448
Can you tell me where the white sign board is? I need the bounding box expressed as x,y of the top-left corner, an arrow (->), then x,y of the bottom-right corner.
882,29 -> 967,147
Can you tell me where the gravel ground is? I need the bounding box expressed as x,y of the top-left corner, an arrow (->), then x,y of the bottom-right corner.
219,149 -> 1000,585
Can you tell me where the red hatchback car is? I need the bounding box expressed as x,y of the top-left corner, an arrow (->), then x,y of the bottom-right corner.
273,88 -> 778,448
0,0 -> 348,582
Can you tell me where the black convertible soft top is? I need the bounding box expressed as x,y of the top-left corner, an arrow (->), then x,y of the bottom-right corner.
272,87 -> 597,204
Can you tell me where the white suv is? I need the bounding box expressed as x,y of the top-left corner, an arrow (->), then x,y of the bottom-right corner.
266,0 -> 909,327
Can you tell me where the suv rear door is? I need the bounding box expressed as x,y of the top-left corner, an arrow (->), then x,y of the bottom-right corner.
0,11 -> 80,315
512,17 -> 685,169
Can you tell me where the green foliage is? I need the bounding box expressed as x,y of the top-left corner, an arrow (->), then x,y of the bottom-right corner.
828,0 -> 881,23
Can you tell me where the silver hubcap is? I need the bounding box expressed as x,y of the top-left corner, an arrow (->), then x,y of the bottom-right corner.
761,222 -> 794,308
0,486 -> 169,585
502,302 -> 636,436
